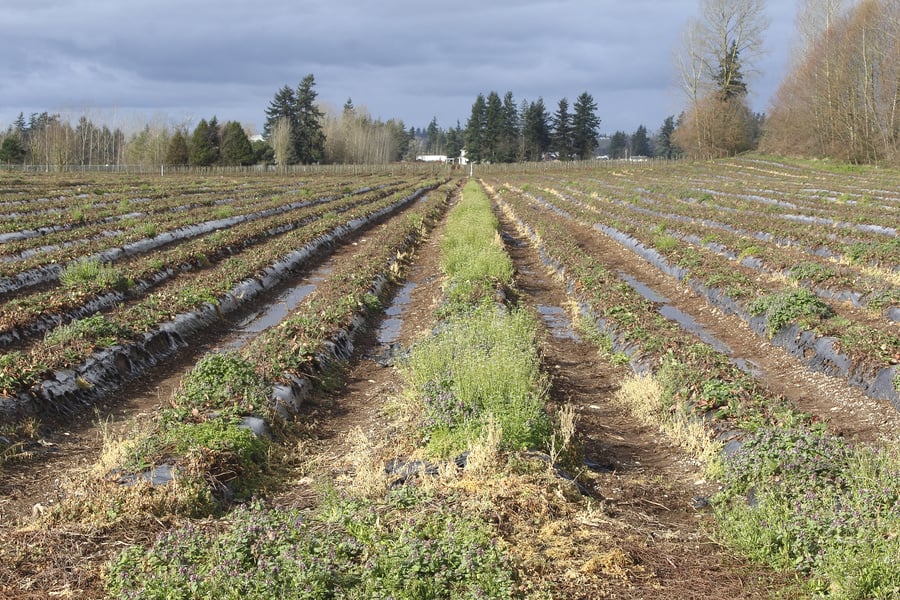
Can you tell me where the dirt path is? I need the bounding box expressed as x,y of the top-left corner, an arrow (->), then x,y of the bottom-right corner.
533,203 -> 900,443
273,203 -> 447,510
496,204 -> 798,599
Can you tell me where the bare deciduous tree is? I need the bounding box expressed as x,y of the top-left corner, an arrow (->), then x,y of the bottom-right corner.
271,117 -> 294,168
673,0 -> 769,157
763,0 -> 900,164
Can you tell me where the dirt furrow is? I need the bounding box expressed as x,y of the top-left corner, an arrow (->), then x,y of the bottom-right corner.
272,196 -> 447,509
551,207 -> 900,442
494,202 -> 796,599
0,198 -> 435,526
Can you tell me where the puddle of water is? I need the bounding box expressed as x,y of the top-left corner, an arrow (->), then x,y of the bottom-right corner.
376,276 -> 418,346
537,304 -> 581,341
220,266 -> 332,350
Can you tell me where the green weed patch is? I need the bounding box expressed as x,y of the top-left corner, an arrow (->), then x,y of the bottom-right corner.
715,428 -> 900,598
403,306 -> 551,457
107,490 -> 517,599
749,288 -> 835,336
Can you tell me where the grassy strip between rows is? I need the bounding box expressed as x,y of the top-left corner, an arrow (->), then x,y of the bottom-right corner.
101,179 -> 584,599
494,184 -> 900,599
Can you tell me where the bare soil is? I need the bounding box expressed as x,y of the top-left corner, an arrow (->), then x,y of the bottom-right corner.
494,205 -> 800,599
532,202 -> 900,443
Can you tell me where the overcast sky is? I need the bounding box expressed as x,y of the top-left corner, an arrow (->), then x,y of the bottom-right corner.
0,0 -> 797,136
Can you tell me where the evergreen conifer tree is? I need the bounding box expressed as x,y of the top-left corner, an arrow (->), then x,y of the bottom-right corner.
189,119 -> 217,166
483,91 -> 504,162
264,85 -> 297,140
464,93 -> 486,163
609,131 -> 629,159
572,92 -> 601,159
551,98 -> 573,159
294,74 -> 325,164
656,116 -> 677,158
630,124 -> 651,157
523,98 -> 550,161
165,129 -> 190,165
0,136 -> 26,163
500,91 -> 519,162
220,121 -> 254,165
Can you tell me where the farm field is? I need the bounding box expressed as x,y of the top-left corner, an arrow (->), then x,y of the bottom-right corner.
0,157 -> 898,598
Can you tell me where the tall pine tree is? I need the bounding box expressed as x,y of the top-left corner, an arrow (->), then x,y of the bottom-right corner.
264,85 -> 297,140
523,98 -> 550,162
630,124 -> 651,157
609,131 -> 629,159
165,129 -> 189,165
551,98 -> 573,160
655,116 -> 677,158
294,74 -> 325,164
500,91 -> 519,163
189,119 -> 217,166
220,121 -> 254,165
464,94 -> 486,163
572,92 -> 600,160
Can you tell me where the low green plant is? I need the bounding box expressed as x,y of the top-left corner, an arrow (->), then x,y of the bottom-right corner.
138,222 -> 157,238
107,491 -> 517,599
714,427 -> 900,598
60,259 -> 132,292
652,233 -> 678,253
44,314 -> 133,350
172,351 -> 269,416
737,245 -> 762,260
748,288 -> 834,336
788,261 -> 835,284
403,306 -> 551,458
214,205 -> 235,219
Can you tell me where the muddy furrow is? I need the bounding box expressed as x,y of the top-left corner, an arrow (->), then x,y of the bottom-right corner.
496,188 -> 900,442
0,186 -> 407,348
0,183 -> 397,297
493,201 -> 794,599
0,185 -> 438,425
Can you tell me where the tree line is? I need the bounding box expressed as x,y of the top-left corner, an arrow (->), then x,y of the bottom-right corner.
762,0 -> 900,164
0,112 -> 126,167
671,0 -> 900,167
460,91 -> 601,163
